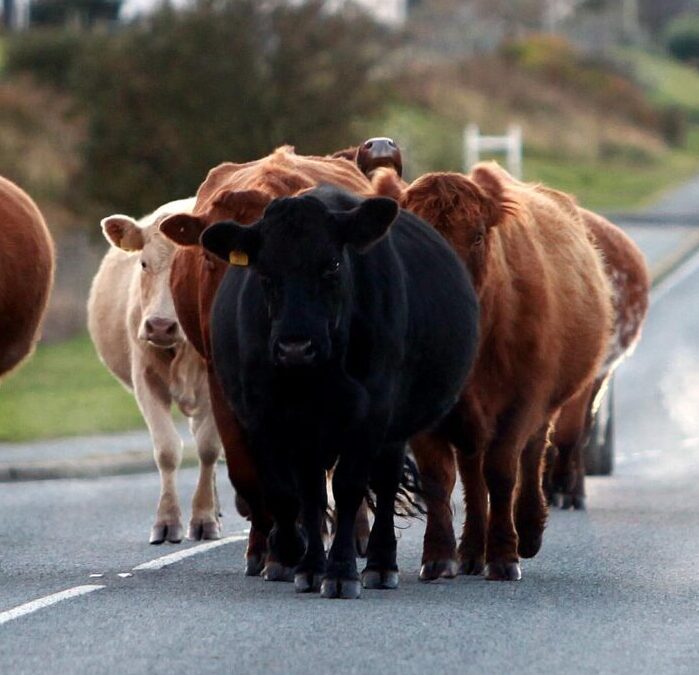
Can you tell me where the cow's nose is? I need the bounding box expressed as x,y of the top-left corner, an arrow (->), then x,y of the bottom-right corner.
357,137 -> 402,177
275,339 -> 317,367
145,317 -> 179,345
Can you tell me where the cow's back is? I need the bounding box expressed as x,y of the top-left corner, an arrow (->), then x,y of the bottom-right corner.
0,177 -> 54,377
88,247 -> 137,388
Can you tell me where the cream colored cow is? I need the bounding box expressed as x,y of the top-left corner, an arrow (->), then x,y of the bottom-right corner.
88,198 -> 222,544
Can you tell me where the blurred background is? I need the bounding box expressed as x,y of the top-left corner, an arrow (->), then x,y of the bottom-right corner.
1,0 -> 698,442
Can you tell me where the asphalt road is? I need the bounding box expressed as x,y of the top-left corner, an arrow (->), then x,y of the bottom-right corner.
1,250 -> 698,674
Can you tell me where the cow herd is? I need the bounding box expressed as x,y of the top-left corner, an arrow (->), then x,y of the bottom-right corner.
0,137 -> 650,599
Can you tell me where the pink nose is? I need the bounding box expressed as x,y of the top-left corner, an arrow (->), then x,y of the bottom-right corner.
144,317 -> 178,344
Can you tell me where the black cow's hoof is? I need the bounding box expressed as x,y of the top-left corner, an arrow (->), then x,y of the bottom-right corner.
263,561 -> 295,582
245,554 -> 265,577
361,569 -> 399,590
187,519 -> 221,541
149,522 -> 183,545
572,495 -> 586,511
320,577 -> 362,599
485,560 -> 522,581
294,572 -> 323,593
419,559 -> 458,581
458,557 -> 485,576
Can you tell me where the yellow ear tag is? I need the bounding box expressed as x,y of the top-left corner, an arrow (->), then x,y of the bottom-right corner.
228,250 -> 249,267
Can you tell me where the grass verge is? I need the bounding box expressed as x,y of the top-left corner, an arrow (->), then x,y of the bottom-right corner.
0,334 -> 143,442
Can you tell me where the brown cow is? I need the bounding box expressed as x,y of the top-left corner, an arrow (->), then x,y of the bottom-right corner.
373,163 -> 612,581
546,207 -> 649,509
0,177 -> 54,378
158,147 -> 375,576
88,198 -> 223,544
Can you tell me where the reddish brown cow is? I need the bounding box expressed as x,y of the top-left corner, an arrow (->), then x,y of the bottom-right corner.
546,207 -> 649,509
373,163 -> 612,581
0,177 -> 54,378
158,147 -> 374,575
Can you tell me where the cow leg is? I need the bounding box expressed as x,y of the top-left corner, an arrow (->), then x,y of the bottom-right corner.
187,410 -> 222,541
515,423 -> 550,559
133,370 -> 184,545
456,449 -> 488,575
482,411 -> 530,581
354,500 -> 371,558
411,432 -> 458,581
294,466 -> 328,593
208,373 -> 272,575
321,450 -> 371,600
361,442 -> 405,590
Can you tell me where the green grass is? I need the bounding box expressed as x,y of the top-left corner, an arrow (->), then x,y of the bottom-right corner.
614,47 -> 699,116
0,334 -> 143,442
525,125 -> 699,210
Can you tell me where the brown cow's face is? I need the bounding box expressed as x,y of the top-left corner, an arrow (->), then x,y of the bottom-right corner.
102,214 -> 183,349
400,170 -> 513,291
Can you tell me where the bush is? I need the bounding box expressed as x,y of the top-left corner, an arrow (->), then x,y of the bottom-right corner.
664,14 -> 699,63
7,0 -> 385,216
5,29 -> 87,87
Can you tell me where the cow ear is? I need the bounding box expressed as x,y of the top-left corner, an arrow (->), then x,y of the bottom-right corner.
334,197 -> 399,253
469,164 -> 517,229
101,215 -> 144,252
159,213 -> 206,246
370,167 -> 404,201
200,221 -> 261,266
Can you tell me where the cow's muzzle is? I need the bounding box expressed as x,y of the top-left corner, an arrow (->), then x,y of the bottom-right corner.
142,317 -> 181,348
274,339 -> 317,367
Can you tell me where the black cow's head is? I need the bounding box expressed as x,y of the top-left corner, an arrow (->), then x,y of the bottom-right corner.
201,194 -> 398,368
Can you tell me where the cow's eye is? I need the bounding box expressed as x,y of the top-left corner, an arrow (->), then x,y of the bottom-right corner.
141,260 -> 147,270
322,261 -> 340,278
473,234 -> 484,246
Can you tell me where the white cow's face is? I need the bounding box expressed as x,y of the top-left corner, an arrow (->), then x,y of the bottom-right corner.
101,210 -> 183,349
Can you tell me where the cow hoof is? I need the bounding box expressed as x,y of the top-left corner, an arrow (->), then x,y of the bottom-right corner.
559,493 -> 574,510
485,560 -> 522,581
419,559 -> 458,581
263,561 -> 295,582
320,577 -> 361,599
355,536 -> 369,558
517,534 -> 543,559
572,495 -> 586,511
187,520 -> 221,541
361,569 -> 399,590
458,557 -> 485,576
245,554 -> 265,577
294,572 -> 323,593
150,523 -> 183,545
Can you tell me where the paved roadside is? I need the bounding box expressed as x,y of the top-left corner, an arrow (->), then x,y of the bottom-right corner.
1,180 -> 699,482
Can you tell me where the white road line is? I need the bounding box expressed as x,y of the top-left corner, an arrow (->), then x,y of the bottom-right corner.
0,585 -> 105,627
132,531 -> 249,571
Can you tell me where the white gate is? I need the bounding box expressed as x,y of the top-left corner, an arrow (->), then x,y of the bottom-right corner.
463,124 -> 523,179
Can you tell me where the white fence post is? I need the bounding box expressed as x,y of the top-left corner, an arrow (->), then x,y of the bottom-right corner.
463,123 -> 523,179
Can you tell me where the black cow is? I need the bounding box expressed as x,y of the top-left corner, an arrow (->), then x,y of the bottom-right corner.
202,186 -> 479,599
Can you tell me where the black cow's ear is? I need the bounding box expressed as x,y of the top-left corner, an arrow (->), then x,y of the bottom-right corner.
334,197 -> 399,253
200,221 -> 261,266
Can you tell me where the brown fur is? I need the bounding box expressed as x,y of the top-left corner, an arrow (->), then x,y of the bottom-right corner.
159,146 -> 374,573
546,208 -> 649,508
0,176 -> 54,378
389,163 -> 613,580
